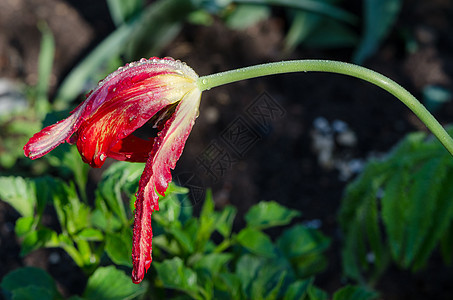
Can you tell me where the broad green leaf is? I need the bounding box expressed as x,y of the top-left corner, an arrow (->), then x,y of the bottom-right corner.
235,254 -> 265,297
245,201 -> 300,229
20,228 -> 58,256
15,216 -> 34,237
193,253 -> 233,276
154,257 -> 199,298
169,226 -> 195,253
1,267 -> 59,300
307,285 -> 328,300
277,224 -> 330,259
333,285 -> 379,300
77,228 -> 104,241
353,0 -> 402,63
217,273 -> 243,300
250,262 -> 287,300
105,230 -> 133,267
381,167 -> 410,261
412,166 -> 453,269
11,286 -> 53,300
0,176 -> 36,217
236,228 -> 276,258
83,266 -> 146,300
364,186 -> 384,267
283,278 -> 314,300
403,157 -> 447,267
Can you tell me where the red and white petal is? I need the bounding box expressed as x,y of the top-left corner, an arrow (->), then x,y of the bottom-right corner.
131,88 -> 202,283
23,103 -> 88,159
75,74 -> 196,167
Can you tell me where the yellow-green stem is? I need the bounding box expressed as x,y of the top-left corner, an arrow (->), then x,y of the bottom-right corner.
197,60 -> 453,156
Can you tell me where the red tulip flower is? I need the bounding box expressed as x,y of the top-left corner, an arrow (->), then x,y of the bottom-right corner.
24,57 -> 202,283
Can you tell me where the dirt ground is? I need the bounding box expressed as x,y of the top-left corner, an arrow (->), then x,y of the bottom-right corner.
1,0 -> 453,299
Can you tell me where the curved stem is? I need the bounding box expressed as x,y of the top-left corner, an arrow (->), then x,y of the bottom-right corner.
197,60 -> 453,156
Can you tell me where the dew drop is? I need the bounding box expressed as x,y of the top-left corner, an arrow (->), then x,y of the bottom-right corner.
125,154 -> 132,159
100,154 -> 106,161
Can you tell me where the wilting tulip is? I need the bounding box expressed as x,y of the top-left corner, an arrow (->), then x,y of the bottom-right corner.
24,57 -> 202,283
24,56 -> 453,285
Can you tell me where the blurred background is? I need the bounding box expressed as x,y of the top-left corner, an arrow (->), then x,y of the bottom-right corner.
1,0 -> 453,299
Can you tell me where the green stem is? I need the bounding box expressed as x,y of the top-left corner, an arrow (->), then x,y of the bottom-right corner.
197,60 -> 453,156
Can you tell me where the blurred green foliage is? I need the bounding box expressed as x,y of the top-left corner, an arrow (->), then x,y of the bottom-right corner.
339,127 -> 453,286
0,157 -> 378,299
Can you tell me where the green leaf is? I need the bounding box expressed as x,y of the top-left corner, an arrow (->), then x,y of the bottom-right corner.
83,266 -> 146,300
106,0 -> 144,26
0,176 -> 36,217
197,189 -> 217,247
11,286 -> 54,300
402,157 -> 447,267
412,166 -> 453,269
307,285 -> 329,300
250,263 -> 286,300
226,4 -> 270,29
216,273 -> 243,300
236,228 -> 276,258
53,182 -> 91,235
333,285 -> 379,300
381,167 -> 409,261
15,216 -> 34,237
193,253 -> 233,276
245,201 -> 300,229
277,224 -> 330,258
235,254 -> 265,297
353,0 -> 402,63
1,267 -> 59,300
283,278 -> 314,300
169,226 -> 195,253
20,228 -> 58,256
77,228 -> 104,241
105,230 -> 133,267
98,162 -> 144,225
154,257 -> 199,298
233,0 -> 357,24
215,205 -> 237,238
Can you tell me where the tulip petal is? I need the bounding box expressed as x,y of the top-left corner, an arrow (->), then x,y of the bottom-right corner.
24,57 -> 198,164
132,88 -> 202,283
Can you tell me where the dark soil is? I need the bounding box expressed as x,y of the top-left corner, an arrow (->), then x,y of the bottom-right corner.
1,0 -> 453,299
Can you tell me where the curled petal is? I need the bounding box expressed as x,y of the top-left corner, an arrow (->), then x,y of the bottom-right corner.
24,57 -> 198,164
23,104 -> 87,159
132,88 -> 202,283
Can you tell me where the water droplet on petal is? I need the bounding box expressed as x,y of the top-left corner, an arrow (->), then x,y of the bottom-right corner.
125,154 -> 132,159
100,154 -> 106,161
